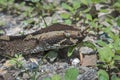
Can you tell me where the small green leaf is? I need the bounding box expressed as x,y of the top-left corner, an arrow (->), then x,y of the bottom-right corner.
99,9 -> 109,13
64,19 -> 72,25
116,16 -> 120,26
105,17 -> 113,25
115,49 -> 120,54
73,1 -> 81,9
15,54 -> 19,58
108,31 -> 117,41
0,30 -> 5,34
61,3 -> 73,11
97,70 -> 109,80
83,8 -> 91,13
91,0 -> 100,3
86,14 -> 92,20
90,22 -> 96,28
98,46 -> 114,63
9,60 -> 16,65
45,51 -> 58,61
65,68 -> 79,80
113,2 -> 120,8
67,45 -> 76,57
81,0 -> 89,5
0,21 -> 6,26
60,13 -> 71,19
102,26 -> 111,33
97,40 -> 107,47
51,74 -> 62,80
113,55 -> 120,60
79,41 -> 96,50
112,74 -> 120,80
108,44 -> 114,49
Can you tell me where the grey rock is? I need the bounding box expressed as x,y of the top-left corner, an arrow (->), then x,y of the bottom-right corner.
77,67 -> 97,80
80,47 -> 95,54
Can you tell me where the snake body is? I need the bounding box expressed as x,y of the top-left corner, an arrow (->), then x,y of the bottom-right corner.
0,24 -> 86,56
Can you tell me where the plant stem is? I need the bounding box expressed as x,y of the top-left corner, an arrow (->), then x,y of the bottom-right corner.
42,16 -> 48,27
108,65 -> 111,80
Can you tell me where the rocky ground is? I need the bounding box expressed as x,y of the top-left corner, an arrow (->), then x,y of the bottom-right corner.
0,0 -> 120,80
0,12 -> 98,80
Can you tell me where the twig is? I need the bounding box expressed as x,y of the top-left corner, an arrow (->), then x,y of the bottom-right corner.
41,16 -> 48,27
81,26 -> 90,34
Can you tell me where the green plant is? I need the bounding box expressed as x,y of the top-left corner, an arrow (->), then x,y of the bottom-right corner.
64,68 -> 79,80
116,16 -> 120,26
97,28 -> 120,80
0,21 -> 6,26
51,74 -> 62,80
9,54 -> 24,69
112,0 -> 120,12
67,41 -> 96,57
43,68 -> 79,80
98,69 -> 109,80
60,0 -> 81,25
0,0 -> 34,17
33,0 -> 56,16
60,0 -> 103,25
0,0 -> 14,11
67,45 -> 76,57
28,70 -> 40,80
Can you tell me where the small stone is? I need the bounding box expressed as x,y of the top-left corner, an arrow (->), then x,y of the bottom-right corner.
71,58 -> 80,66
80,47 -> 95,54
81,54 -> 97,67
23,73 -> 29,79
30,58 -> 39,65
29,62 -> 38,69
77,67 -> 97,80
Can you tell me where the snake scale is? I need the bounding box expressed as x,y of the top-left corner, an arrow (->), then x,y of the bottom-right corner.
0,23 -> 87,56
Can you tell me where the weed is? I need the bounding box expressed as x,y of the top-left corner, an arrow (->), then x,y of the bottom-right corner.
9,54 -> 24,69
43,68 -> 79,80
97,28 -> 120,80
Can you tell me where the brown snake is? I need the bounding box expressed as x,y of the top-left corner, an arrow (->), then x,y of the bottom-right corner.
0,23 -> 87,56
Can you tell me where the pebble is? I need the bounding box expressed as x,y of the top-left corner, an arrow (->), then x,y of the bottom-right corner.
80,47 -> 95,54
77,67 -> 97,80
71,58 -> 80,66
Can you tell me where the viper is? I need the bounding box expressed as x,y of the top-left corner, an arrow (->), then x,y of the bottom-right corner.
0,23 -> 87,56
